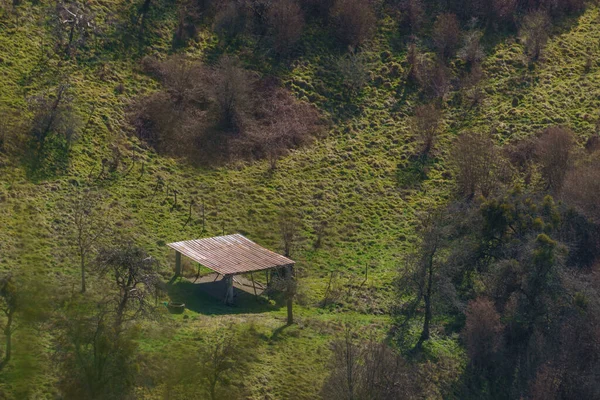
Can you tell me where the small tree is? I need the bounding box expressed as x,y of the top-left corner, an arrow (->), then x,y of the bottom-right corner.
267,0 -> 305,55
463,297 -> 503,369
562,155 -> 600,224
26,84 -> 78,176
0,275 -> 17,372
213,1 -> 249,42
95,245 -> 159,329
535,126 -> 574,193
520,10 -> 551,62
54,298 -> 138,399
336,49 -> 371,96
330,0 -> 376,47
53,1 -> 98,58
396,212 -> 453,350
211,56 -> 255,132
68,190 -> 110,293
321,327 -> 420,399
432,13 -> 461,60
458,29 -> 484,68
411,103 -> 442,156
450,131 -> 505,199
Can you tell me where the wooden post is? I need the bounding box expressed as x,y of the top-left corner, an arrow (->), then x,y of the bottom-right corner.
224,274 -> 234,305
175,251 -> 182,278
250,272 -> 257,297
285,265 -> 295,325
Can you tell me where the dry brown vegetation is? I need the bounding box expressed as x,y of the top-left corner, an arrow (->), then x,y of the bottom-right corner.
330,0 -> 376,47
134,56 -> 324,166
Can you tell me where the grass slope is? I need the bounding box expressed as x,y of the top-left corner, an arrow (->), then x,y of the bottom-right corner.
1,2 -> 600,398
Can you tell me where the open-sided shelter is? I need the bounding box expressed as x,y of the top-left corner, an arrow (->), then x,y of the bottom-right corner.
167,234 -> 295,304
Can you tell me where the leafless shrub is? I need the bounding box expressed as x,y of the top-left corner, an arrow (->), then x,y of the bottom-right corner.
520,10 -> 551,62
535,126 -> 575,193
562,155 -> 600,224
134,56 -> 323,166
463,297 -> 503,369
411,103 -> 442,156
52,1 -> 98,58
213,1 -> 249,41
336,49 -> 371,95
267,0 -> 305,54
321,328 -> 421,400
174,0 -> 200,46
432,13 -> 461,60
398,0 -> 424,34
450,131 -> 507,199
95,245 -> 160,328
416,57 -> 451,99
211,56 -> 255,132
458,29 -> 484,67
330,0 -> 376,47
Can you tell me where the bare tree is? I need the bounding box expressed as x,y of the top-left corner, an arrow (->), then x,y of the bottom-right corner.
196,326 -> 258,400
321,326 -> 420,399
330,0 -> 376,47
411,103 -> 442,156
68,190 -> 109,293
396,211 -> 456,350
0,275 -> 17,372
463,297 -> 503,369
562,155 -> 600,224
336,49 -> 371,95
211,56 -> 255,132
458,29 -> 484,67
520,11 -> 551,62
432,13 -> 461,60
535,126 -> 574,193
54,297 -> 138,399
450,131 -> 506,199
267,0 -> 305,55
95,245 -> 159,329
54,1 -> 97,58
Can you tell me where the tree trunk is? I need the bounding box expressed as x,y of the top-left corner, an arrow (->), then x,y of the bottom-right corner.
81,252 -> 86,293
286,296 -> 293,325
0,312 -> 13,371
416,260 -> 434,349
175,251 -> 181,278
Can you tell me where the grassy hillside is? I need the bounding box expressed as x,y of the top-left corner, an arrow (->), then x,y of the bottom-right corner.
1,1 -> 600,398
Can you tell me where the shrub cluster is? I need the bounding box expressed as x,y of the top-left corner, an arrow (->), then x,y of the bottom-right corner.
134,56 -> 323,166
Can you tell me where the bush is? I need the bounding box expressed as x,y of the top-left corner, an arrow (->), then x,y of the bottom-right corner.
463,297 -> 503,369
267,0 -> 305,54
432,13 -> 461,60
134,56 -> 323,166
212,56 -> 255,132
330,0 -> 376,47
535,126 -> 574,193
562,155 -> 600,224
450,131 -> 506,199
520,10 -> 551,62
213,1 -> 249,41
336,49 -> 371,95
458,29 -> 484,67
25,84 -> 79,178
417,57 -> 451,99
411,103 -> 442,156
321,330 -> 421,399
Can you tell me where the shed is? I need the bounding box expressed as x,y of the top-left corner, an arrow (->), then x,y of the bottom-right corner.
167,234 -> 295,304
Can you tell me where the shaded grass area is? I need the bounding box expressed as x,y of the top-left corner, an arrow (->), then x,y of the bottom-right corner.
1,1 -> 600,398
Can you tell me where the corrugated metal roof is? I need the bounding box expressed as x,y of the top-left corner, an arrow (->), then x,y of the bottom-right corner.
167,234 -> 294,275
